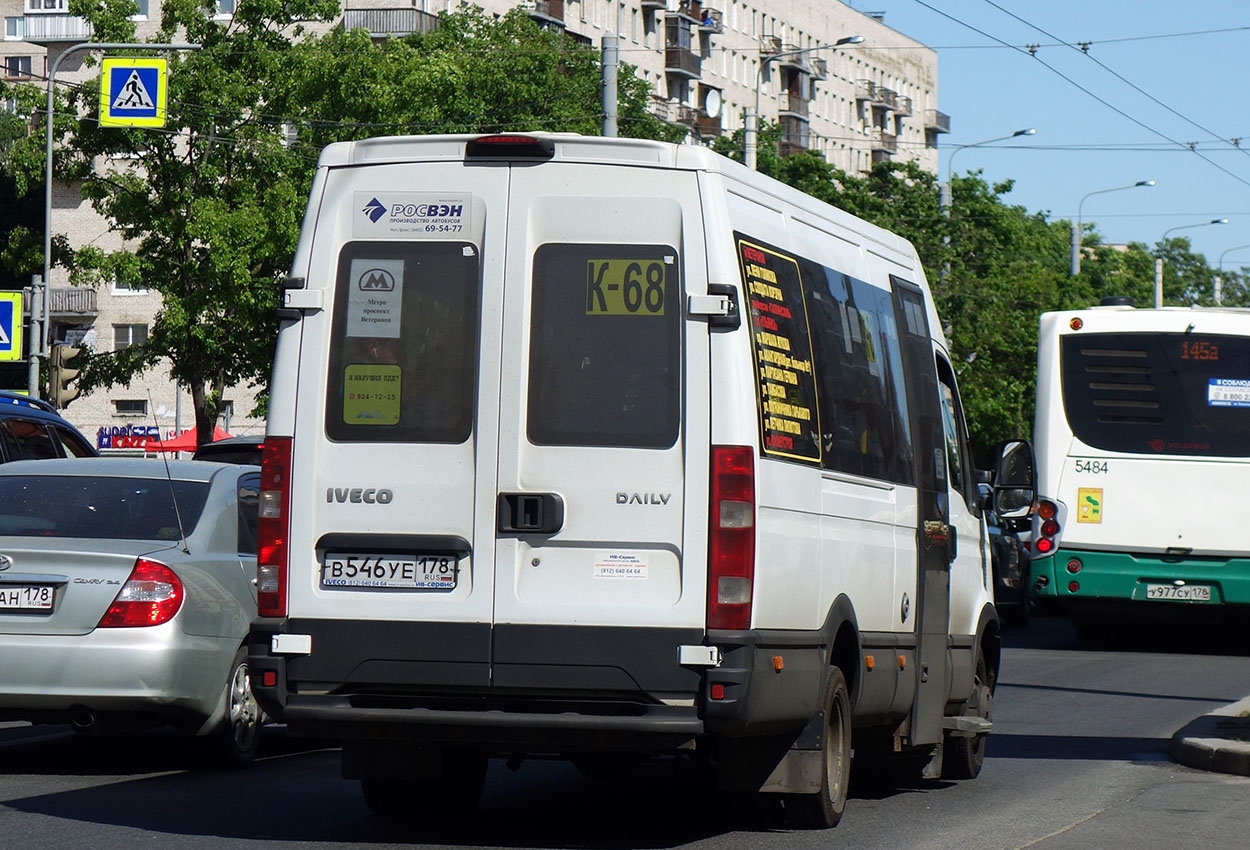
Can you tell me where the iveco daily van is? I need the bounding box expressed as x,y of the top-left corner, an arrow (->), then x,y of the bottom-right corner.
248,133 -> 1033,829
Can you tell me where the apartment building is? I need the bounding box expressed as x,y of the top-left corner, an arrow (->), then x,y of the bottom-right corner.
1,0 -> 947,450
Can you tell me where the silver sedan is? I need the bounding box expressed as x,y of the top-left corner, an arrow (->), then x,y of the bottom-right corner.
0,457 -> 263,765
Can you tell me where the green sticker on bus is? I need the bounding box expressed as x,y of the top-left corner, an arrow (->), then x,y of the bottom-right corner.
585,259 -> 667,316
343,364 -> 401,425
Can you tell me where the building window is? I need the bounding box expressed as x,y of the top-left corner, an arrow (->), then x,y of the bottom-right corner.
3,56 -> 31,79
215,0 -> 235,18
113,323 -> 148,350
25,0 -> 68,12
114,399 -> 148,416
5,17 -> 25,39
111,278 -> 148,294
131,0 -> 148,17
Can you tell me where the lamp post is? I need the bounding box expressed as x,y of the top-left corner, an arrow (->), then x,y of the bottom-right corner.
938,128 -> 1036,216
1070,180 -> 1154,276
1214,243 -> 1250,306
938,128 -> 1035,283
1155,218 -> 1228,308
745,35 -> 863,170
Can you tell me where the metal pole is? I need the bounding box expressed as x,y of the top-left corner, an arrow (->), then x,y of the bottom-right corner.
1155,257 -> 1163,309
1070,223 -> 1080,278
26,276 -> 42,396
744,107 -> 757,170
43,41 -> 199,393
601,34 -> 618,138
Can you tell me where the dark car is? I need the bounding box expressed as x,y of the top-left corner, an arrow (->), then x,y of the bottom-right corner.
988,511 -> 1032,627
192,435 -> 265,466
979,481 -> 1032,627
0,391 -> 98,463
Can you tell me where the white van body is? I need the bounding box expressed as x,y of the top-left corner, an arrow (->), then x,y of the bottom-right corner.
249,134 -> 1001,826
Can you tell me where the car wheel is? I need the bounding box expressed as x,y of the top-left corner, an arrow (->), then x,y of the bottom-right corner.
942,649 -> 992,780
210,647 -> 263,767
785,667 -> 851,829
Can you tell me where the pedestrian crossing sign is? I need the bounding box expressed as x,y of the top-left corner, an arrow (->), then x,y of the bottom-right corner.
99,58 -> 168,128
0,292 -> 22,362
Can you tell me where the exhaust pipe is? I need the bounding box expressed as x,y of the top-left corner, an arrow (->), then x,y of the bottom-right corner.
70,709 -> 96,730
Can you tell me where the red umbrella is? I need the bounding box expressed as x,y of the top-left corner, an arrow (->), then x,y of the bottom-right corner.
145,426 -> 233,452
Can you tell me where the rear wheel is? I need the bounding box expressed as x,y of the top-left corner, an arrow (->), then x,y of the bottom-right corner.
942,649 -> 992,780
208,647 -> 262,767
785,667 -> 851,829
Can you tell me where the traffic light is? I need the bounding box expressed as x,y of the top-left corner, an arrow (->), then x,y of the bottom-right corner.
50,344 -> 82,409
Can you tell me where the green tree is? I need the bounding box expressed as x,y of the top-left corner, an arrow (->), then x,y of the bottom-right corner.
5,3 -> 672,446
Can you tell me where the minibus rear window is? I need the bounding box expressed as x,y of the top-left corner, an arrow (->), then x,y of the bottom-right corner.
528,244 -> 680,448
325,241 -> 480,443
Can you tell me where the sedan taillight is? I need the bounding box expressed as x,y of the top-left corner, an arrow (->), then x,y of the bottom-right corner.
98,558 -> 183,628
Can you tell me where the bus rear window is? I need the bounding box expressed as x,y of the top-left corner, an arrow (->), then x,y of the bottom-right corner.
1060,332 -> 1250,456
326,241 -> 480,443
527,244 -> 680,448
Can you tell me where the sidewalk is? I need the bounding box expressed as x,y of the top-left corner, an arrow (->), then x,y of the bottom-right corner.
1170,695 -> 1250,776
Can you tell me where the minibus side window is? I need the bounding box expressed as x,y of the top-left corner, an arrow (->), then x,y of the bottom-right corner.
805,266 -> 914,485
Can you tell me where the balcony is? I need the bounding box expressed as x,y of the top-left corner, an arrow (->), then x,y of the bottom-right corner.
760,35 -> 782,56
695,109 -> 722,138
856,81 -> 896,110
665,45 -> 701,78
697,7 -> 722,33
47,287 -> 97,317
893,95 -> 913,117
811,57 -> 828,80
779,135 -> 810,158
640,0 -> 665,9
525,0 -> 565,27
779,93 -> 809,120
870,131 -> 898,154
23,14 -> 93,44
777,44 -> 812,74
674,0 -> 703,23
925,108 -> 951,134
340,8 -> 440,38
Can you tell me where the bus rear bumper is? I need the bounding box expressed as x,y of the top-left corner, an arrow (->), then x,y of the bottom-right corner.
1034,547 -> 1250,610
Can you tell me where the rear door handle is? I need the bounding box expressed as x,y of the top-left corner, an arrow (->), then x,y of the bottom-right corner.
497,493 -> 565,535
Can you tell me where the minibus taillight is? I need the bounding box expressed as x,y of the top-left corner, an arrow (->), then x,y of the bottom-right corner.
257,436 -> 292,618
708,446 -> 756,631
465,134 -> 555,160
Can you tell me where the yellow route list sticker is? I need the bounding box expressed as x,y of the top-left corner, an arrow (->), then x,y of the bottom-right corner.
1076,487 -> 1103,523
343,364 -> 401,425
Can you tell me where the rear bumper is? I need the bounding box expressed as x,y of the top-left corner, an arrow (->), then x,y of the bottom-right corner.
0,624 -> 235,722
249,617 -> 827,751
1032,548 -> 1250,607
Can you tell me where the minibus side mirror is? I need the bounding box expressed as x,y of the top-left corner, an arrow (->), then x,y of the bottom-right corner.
993,439 -> 1035,521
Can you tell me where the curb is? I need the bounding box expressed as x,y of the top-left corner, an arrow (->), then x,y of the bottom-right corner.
1169,695 -> 1250,777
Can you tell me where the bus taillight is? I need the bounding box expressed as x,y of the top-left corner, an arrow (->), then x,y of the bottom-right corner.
1035,499 -> 1062,556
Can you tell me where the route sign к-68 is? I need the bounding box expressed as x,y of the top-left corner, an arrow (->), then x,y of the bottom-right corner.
0,292 -> 23,362
99,58 -> 168,128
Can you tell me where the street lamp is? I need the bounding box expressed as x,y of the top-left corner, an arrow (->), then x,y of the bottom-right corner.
939,128 -> 1036,215
1214,243 -> 1250,306
745,35 -> 864,170
1069,180 -> 1154,276
1155,218 -> 1228,308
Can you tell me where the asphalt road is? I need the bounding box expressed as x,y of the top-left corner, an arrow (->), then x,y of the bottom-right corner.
2,614 -> 1249,850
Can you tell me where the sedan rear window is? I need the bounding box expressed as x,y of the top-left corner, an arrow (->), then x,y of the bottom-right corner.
0,476 -> 210,540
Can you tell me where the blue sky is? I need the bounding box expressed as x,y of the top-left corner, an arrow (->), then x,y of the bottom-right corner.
853,1 -> 1250,269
